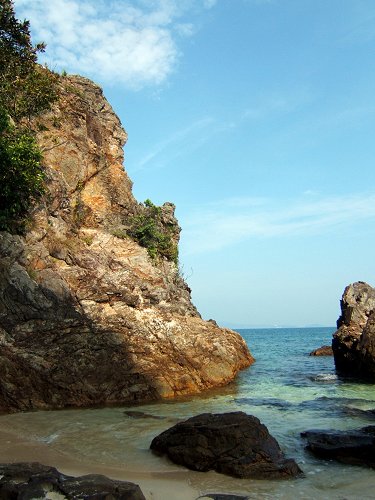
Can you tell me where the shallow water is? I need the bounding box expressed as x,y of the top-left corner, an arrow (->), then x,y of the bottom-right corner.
1,327 -> 375,499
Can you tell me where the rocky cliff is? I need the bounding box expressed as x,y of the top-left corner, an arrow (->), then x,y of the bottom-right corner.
0,76 -> 253,412
332,281 -> 375,379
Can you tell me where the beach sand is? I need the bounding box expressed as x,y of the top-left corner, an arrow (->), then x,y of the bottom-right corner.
0,428 -> 203,500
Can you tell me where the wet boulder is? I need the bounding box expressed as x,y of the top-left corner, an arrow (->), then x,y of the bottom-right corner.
150,411 -> 302,479
0,462 -> 145,499
302,426 -> 375,468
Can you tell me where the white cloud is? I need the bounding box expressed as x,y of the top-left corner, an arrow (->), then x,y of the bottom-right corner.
13,0 -> 217,89
181,193 -> 375,255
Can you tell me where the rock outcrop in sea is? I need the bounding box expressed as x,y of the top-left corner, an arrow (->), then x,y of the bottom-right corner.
332,281 -> 375,379
302,426 -> 375,469
150,412 -> 302,479
0,75 -> 254,413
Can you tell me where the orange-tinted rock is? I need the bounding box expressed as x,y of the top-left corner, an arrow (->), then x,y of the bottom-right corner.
0,76 -> 254,412
332,281 -> 375,379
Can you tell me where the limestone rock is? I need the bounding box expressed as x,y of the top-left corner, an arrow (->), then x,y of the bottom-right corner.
0,462 -> 145,499
0,76 -> 254,412
332,281 -> 375,379
150,412 -> 302,479
302,426 -> 375,468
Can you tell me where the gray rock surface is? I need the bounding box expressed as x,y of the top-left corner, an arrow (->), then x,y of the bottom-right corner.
332,281 -> 375,379
0,462 -> 145,499
150,412 -> 302,479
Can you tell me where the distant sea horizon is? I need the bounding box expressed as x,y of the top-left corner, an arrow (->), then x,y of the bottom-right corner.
225,323 -> 336,330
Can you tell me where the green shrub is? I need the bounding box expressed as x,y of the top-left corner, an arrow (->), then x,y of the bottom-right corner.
0,1 -> 59,232
0,108 -> 44,232
127,200 -> 178,264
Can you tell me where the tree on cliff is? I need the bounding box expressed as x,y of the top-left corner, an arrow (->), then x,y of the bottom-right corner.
0,0 -> 58,231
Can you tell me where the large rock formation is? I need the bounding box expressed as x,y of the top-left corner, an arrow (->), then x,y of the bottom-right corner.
0,76 -> 253,412
150,412 -> 302,479
332,281 -> 375,379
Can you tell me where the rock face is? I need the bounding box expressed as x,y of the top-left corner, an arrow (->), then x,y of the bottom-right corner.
302,426 -> 375,469
332,281 -> 375,379
0,462 -> 145,499
150,412 -> 302,479
0,76 -> 254,412
309,345 -> 333,356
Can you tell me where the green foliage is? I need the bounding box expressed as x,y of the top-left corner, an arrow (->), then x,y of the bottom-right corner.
0,1 -> 59,232
127,200 -> 178,264
0,1 -> 58,122
0,107 -> 44,231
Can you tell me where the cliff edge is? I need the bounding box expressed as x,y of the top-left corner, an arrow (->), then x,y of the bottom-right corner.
0,76 -> 253,412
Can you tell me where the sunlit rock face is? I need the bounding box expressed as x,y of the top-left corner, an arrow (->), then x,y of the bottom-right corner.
0,76 -> 254,412
332,281 -> 375,379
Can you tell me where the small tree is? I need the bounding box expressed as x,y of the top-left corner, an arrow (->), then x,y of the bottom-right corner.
0,0 -> 58,231
0,0 -> 58,122
0,107 -> 45,231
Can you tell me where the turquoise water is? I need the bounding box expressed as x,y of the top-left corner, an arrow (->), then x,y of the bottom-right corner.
1,327 -> 375,499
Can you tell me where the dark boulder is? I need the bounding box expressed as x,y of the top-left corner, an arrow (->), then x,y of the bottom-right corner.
150,412 -> 302,479
301,426 -> 375,468
332,281 -> 375,379
0,462 -> 145,499
309,345 -> 333,356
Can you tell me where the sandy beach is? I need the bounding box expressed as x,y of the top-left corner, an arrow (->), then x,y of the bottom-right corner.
0,428 -> 203,500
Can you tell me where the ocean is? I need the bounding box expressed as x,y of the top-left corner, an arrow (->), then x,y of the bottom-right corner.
1,327 -> 375,499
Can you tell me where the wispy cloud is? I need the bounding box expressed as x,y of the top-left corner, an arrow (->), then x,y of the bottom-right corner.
131,116 -> 223,172
181,192 -> 375,255
14,0 -> 217,89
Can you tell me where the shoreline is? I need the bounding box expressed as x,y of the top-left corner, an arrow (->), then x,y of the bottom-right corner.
0,427 -> 207,500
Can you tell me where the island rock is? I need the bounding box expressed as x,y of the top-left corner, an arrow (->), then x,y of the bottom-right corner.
150,411 -> 302,479
309,345 -> 333,356
332,281 -> 375,379
0,76 -> 254,412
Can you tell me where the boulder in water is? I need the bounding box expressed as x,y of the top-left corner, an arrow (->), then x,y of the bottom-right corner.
150,411 -> 302,479
309,345 -> 333,356
301,426 -> 375,468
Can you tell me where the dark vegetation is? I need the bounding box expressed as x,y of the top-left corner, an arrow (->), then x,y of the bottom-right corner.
0,0 -> 58,231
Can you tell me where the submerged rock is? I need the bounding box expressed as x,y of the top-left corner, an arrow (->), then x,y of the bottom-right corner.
301,426 -> 375,468
309,345 -> 333,356
0,462 -> 145,499
332,281 -> 375,379
150,411 -> 302,479
0,76 -> 254,412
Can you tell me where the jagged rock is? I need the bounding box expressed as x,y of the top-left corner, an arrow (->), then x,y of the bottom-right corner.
332,281 -> 375,379
301,426 -> 375,468
150,412 -> 302,479
309,345 -> 333,356
0,76 -> 254,412
0,462 -> 145,499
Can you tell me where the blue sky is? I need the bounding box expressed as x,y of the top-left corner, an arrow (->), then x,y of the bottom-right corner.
15,0 -> 375,327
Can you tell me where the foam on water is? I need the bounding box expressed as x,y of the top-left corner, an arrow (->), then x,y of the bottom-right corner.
1,327 -> 375,499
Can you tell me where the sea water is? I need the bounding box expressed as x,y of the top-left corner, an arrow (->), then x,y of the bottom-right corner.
1,327 -> 375,499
